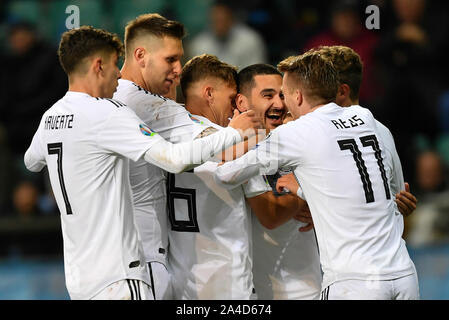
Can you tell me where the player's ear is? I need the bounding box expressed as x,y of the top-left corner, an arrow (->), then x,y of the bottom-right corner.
134,47 -> 146,68
203,85 -> 214,104
296,89 -> 302,107
337,84 -> 350,102
235,93 -> 248,113
92,57 -> 103,76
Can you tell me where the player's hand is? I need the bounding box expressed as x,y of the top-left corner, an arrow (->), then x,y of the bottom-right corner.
395,182 -> 417,217
294,199 -> 314,232
276,173 -> 299,195
228,109 -> 262,138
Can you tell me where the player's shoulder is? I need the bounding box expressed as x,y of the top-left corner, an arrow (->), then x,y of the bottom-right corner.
348,104 -> 375,119
91,97 -> 127,115
189,114 -> 221,129
115,79 -> 171,105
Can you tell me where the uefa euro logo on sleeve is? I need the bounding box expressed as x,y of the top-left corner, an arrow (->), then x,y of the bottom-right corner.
139,124 -> 157,137
188,113 -> 204,125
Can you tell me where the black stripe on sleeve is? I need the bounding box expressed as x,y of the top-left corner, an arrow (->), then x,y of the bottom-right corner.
131,280 -> 140,300
148,263 -> 157,300
136,280 -> 142,300
126,279 -> 135,300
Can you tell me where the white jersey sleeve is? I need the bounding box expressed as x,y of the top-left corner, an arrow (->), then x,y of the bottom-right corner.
24,120 -> 46,172
114,79 -> 209,143
214,124 -> 302,188
96,98 -> 242,174
143,126 -> 241,174
242,175 -> 271,199
96,104 -> 163,161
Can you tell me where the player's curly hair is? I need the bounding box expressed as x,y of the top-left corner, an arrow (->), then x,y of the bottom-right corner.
124,13 -> 185,56
309,46 -> 363,101
278,50 -> 339,105
58,26 -> 124,75
180,54 -> 238,98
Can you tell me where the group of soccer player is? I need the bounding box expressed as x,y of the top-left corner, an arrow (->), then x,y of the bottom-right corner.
24,13 -> 420,300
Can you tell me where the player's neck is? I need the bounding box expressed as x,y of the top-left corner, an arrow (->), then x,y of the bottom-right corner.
121,62 -> 150,91
185,96 -> 215,124
340,97 -> 359,107
68,77 -> 103,98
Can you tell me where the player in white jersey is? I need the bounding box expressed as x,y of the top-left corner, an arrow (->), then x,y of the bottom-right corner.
24,26 -> 257,300
215,51 -> 419,299
314,45 -> 417,217
168,54 -> 310,299
169,54 -> 261,299
113,14 -> 261,299
235,60 -> 417,300
235,64 -> 322,300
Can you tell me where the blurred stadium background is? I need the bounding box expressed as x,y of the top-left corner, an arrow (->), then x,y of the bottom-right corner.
0,0 -> 448,300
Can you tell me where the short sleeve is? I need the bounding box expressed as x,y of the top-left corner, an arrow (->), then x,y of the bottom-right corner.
24,120 -> 46,172
243,175 -> 271,198
215,123 -> 302,188
145,102 -> 210,143
97,106 -> 165,162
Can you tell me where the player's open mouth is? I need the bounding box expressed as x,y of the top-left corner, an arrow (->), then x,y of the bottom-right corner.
265,109 -> 285,124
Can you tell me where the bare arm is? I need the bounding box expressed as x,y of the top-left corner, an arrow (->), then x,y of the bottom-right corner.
247,192 -> 309,230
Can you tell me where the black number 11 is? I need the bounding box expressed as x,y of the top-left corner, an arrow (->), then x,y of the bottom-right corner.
338,135 -> 391,203
48,142 -> 73,214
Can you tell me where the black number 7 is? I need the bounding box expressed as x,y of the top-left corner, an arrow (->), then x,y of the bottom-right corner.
48,142 -> 73,214
338,135 -> 391,203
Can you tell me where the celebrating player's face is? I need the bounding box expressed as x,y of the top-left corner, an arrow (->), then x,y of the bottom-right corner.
99,51 -> 121,98
143,36 -> 183,96
281,72 -> 301,119
247,75 -> 286,130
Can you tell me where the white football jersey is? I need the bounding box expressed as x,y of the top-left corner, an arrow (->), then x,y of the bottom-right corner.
250,199 -> 322,300
167,116 -> 271,299
114,79 -> 208,265
215,103 -> 416,290
24,91 -> 167,299
251,120 -> 403,300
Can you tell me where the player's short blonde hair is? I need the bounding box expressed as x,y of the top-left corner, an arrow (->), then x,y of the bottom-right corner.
278,50 -> 339,105
180,54 -> 237,98
309,46 -> 363,101
124,13 -> 185,56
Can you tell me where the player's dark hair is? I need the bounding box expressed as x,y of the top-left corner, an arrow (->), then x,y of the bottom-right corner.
237,64 -> 282,96
278,51 -> 339,105
124,13 -> 186,56
181,54 -> 237,98
58,26 -> 124,75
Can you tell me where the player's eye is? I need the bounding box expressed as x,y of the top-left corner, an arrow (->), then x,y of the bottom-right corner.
166,57 -> 178,63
